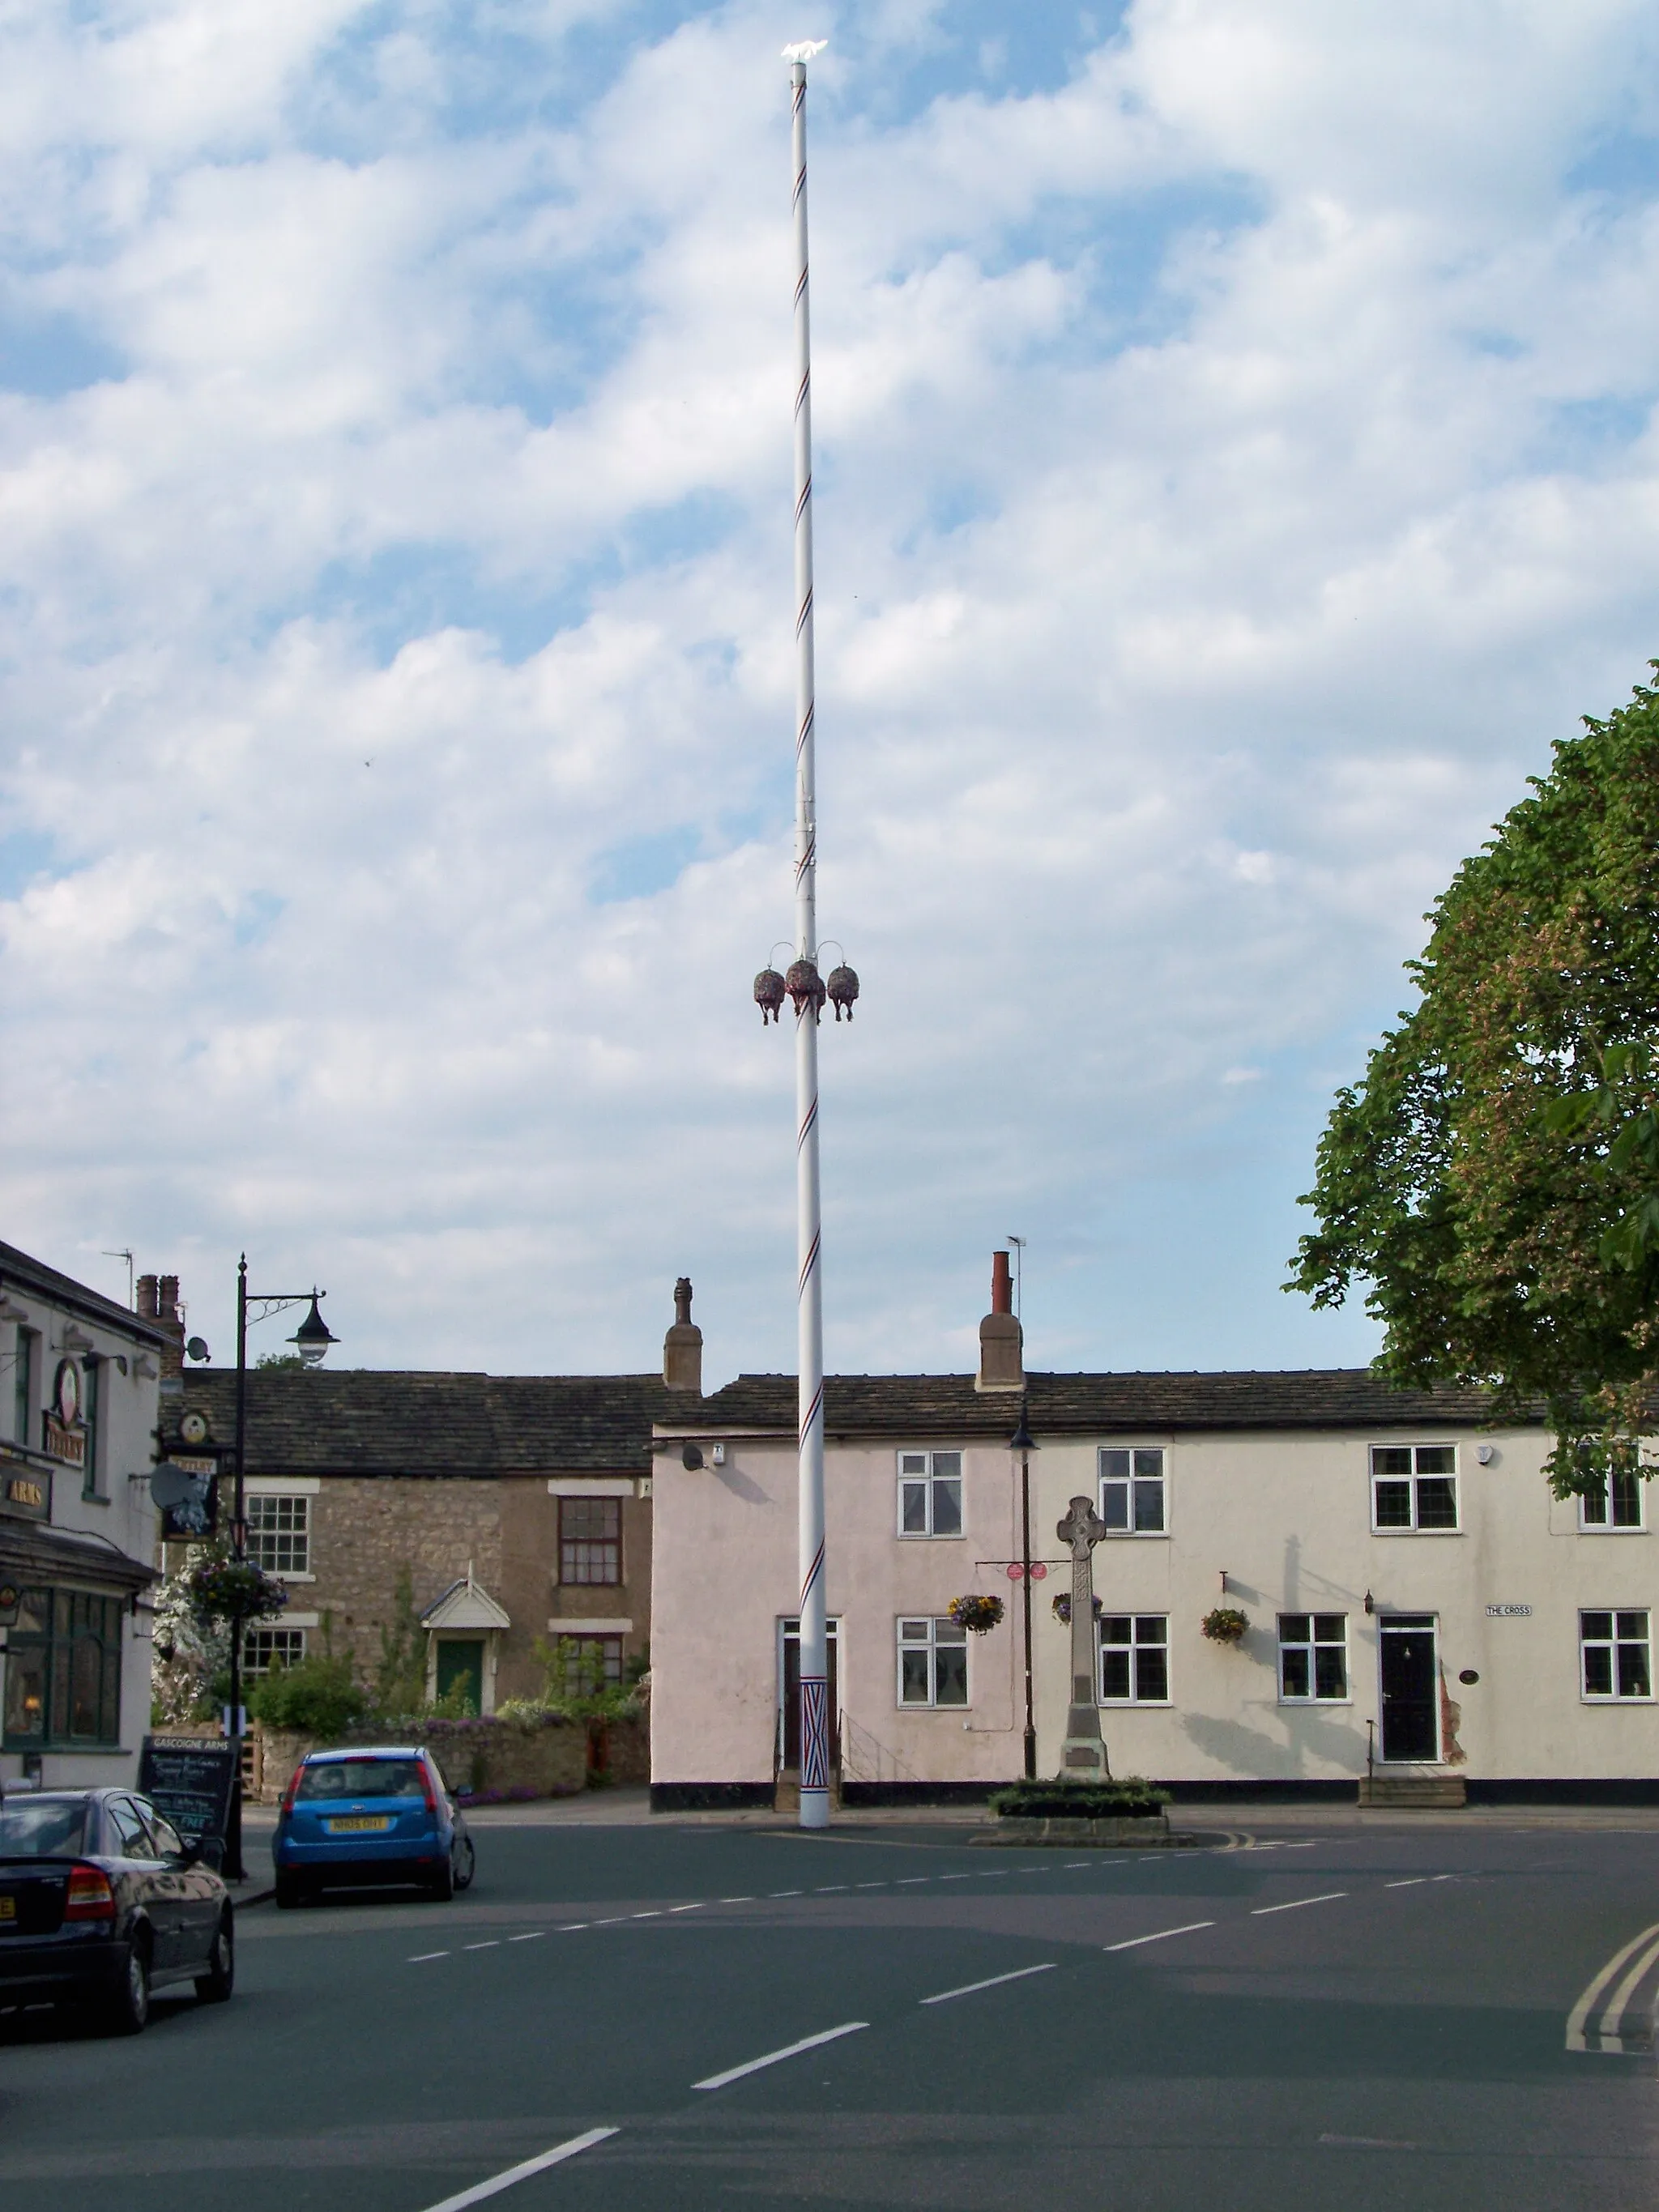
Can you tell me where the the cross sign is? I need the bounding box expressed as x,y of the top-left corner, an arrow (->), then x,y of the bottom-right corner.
1057,1497 -> 1106,1555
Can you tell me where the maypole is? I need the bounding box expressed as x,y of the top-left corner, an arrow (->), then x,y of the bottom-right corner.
754,40 -> 857,1831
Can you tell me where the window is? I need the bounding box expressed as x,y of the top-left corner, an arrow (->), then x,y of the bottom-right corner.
559,1496 -> 621,1584
1099,1447 -> 1166,1534
1,1586 -> 123,1749
13,1328 -> 35,1446
80,1357 -> 104,1500
1581,1610 -> 1653,1700
245,1494 -> 309,1575
1099,1615 -> 1169,1703
898,1451 -> 963,1536
1580,1464 -> 1644,1531
555,1634 -> 623,1690
1278,1613 -> 1348,1701
107,1796 -> 156,1860
244,1626 -> 308,1677
1371,1445 -> 1458,1531
897,1617 -> 968,1707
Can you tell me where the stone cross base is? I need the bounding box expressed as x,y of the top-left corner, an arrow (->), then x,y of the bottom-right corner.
1060,1726 -> 1111,1776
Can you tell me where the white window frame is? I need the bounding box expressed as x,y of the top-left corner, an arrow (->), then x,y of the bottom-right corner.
895,1616 -> 970,1708
1098,1446 -> 1167,1537
896,1451 -> 964,1540
1580,1609 -> 1653,1702
1370,1444 -> 1460,1533
243,1625 -> 308,1677
244,1492 -> 313,1579
1277,1613 -> 1350,1703
1098,1614 -> 1170,1705
1579,1464 -> 1646,1532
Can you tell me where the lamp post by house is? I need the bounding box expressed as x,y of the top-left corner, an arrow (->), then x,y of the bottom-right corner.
226,1257 -> 336,1877
1010,1404 -> 1038,1780
753,39 -> 857,1832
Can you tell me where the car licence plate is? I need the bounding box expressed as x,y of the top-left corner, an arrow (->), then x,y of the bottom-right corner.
326,1816 -> 392,1834
0,1894 -> 16,1925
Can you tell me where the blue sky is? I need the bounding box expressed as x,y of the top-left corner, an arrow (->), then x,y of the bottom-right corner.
3,1 -> 1659,1383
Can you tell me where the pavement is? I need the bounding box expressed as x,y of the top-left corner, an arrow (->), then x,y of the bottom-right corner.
4,1806 -> 1659,2209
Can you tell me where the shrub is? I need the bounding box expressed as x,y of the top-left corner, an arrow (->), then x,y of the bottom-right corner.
248,1654 -> 366,1740
988,1778 -> 1171,1820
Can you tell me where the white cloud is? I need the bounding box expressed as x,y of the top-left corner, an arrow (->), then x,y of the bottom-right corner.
2,0 -> 1658,1381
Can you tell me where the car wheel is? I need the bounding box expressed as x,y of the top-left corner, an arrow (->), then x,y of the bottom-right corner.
275,1873 -> 308,1911
102,1937 -> 151,2037
453,1838 -> 476,1893
429,1856 -> 454,1903
195,1912 -> 235,2003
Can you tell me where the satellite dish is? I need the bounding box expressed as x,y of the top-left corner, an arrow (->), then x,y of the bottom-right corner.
186,1336 -> 211,1362
150,1463 -> 198,1511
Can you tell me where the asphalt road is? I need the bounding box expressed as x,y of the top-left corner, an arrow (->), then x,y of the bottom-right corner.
4,1813 -> 1659,2210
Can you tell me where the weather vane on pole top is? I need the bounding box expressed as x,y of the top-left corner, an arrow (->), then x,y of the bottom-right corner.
753,37 -> 855,1832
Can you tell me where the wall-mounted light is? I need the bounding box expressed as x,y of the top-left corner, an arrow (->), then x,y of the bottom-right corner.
1363,1589 -> 1375,1615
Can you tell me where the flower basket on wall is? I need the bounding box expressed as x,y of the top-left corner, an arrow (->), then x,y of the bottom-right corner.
948,1594 -> 1005,1635
1051,1592 -> 1103,1626
1201,1605 -> 1249,1644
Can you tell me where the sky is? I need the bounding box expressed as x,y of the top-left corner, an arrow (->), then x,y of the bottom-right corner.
3,0 -> 1659,1387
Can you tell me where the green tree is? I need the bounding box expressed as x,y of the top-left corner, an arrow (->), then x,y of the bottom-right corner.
1289,667 -> 1659,1498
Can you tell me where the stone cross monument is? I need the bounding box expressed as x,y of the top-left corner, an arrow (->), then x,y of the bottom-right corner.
1057,1494 -> 1110,1777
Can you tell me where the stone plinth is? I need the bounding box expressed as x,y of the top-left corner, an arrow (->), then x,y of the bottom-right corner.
974,1813 -> 1179,1848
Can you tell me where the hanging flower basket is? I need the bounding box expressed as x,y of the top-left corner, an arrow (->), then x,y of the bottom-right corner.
1201,1605 -> 1249,1644
948,1594 -> 1005,1635
1051,1592 -> 1103,1626
187,1553 -> 289,1625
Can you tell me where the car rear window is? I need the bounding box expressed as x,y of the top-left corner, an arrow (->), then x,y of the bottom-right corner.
296,1759 -> 427,1801
0,1800 -> 87,1856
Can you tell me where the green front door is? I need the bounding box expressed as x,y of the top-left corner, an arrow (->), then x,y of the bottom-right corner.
436,1639 -> 484,1714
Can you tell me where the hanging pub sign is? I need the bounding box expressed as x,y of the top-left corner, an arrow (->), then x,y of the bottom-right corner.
43,1359 -> 86,1469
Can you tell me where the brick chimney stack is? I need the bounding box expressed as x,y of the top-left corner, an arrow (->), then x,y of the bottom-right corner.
663,1276 -> 703,1394
137,1272 -> 186,1380
975,1250 -> 1024,1392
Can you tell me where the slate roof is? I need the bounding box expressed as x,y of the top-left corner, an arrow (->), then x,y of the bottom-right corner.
0,1239 -> 166,1345
168,1362 -> 1533,1479
172,1370 -> 672,1477
667,1369 -> 1529,1438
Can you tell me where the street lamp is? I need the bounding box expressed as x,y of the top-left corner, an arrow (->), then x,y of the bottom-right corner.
226,1255 -> 337,1877
1010,1402 -> 1039,1779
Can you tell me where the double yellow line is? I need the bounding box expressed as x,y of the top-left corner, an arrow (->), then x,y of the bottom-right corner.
1565,1920 -> 1659,2053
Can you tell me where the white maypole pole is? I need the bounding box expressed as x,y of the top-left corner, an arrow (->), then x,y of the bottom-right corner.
785,37 -> 830,1831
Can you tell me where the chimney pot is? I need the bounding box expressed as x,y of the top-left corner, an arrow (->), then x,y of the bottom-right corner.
663,1276 -> 704,1394
976,1251 -> 1024,1392
137,1274 -> 160,1320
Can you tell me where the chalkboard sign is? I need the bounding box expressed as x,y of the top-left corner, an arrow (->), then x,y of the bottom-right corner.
139,1734 -> 237,1843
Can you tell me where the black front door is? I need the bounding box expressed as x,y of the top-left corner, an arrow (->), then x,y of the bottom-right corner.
1380,1617 -> 1439,1762
779,1618 -> 839,1769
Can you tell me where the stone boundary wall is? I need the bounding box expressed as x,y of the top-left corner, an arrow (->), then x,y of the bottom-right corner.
254,1712 -> 648,1801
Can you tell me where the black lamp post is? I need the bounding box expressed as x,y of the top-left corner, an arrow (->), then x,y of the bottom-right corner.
227,1255 -> 337,1879
1010,1401 -> 1039,1780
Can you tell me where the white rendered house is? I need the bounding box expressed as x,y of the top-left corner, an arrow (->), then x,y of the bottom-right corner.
649,1260 -> 1655,1808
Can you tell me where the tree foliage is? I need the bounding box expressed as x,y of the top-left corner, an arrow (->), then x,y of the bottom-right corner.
1289,669 -> 1659,1496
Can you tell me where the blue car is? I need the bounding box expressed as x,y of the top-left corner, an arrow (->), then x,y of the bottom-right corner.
272,1747 -> 475,1907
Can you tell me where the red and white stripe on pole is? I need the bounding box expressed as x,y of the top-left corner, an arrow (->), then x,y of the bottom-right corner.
785,38 -> 829,1829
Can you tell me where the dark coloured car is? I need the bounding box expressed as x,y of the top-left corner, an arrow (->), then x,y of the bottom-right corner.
0,1788 -> 233,2034
272,1747 -> 475,1907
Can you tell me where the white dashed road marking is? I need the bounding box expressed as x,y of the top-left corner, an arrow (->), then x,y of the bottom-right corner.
693,2022 -> 869,2091
1105,1921 -> 1216,1952
417,2127 -> 619,2212
1251,1892 -> 1349,1916
919,1963 -> 1058,2005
